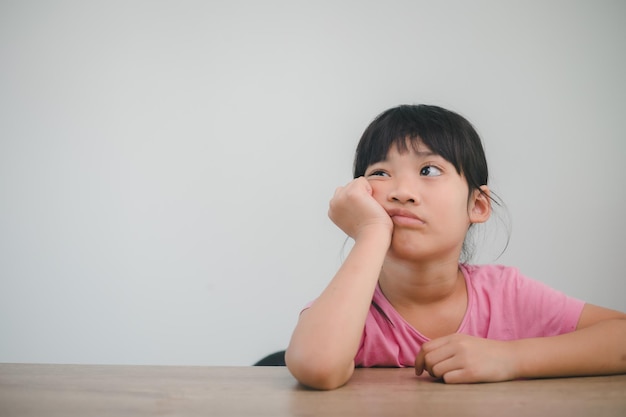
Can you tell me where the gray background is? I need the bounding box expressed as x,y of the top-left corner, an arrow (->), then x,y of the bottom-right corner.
1,0 -> 625,366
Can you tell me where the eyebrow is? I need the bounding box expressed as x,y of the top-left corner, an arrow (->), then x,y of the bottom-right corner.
413,150 -> 438,157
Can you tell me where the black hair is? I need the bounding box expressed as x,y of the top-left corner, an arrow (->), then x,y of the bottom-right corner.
353,104 -> 507,262
354,104 -> 487,196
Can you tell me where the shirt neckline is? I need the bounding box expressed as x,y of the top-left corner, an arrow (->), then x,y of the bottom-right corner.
373,263 -> 473,341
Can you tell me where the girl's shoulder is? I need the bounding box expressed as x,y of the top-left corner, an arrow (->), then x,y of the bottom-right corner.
460,263 -> 531,291
461,263 -> 563,297
461,263 -> 521,280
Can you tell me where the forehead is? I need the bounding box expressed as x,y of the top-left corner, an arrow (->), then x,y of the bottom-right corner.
384,137 -> 438,159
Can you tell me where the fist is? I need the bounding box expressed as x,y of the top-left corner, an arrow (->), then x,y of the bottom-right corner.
328,177 -> 392,240
414,334 -> 518,384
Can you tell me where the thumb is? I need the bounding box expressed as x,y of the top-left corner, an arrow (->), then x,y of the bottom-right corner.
358,176 -> 373,195
414,348 -> 426,375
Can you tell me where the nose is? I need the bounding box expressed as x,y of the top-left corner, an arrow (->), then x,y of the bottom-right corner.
388,178 -> 419,204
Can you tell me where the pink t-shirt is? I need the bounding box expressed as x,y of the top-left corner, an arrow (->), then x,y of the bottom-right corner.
354,264 -> 585,367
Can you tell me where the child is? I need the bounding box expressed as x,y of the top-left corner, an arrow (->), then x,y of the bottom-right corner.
285,104 -> 626,390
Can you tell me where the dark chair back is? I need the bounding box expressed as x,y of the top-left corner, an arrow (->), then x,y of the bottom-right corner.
254,350 -> 286,366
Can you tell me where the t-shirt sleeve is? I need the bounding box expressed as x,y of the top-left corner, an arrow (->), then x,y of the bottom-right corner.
501,268 -> 585,339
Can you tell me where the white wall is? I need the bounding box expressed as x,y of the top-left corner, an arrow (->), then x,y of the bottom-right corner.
1,0 -> 625,366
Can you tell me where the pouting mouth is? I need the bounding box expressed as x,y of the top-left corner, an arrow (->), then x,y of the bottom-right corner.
386,208 -> 423,222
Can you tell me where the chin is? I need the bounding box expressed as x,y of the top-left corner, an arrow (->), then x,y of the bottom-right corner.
388,240 -> 426,260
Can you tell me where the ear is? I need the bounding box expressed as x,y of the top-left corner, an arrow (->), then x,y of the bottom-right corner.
469,185 -> 491,224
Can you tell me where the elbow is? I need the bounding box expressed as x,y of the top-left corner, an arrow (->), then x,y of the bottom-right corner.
285,348 -> 354,390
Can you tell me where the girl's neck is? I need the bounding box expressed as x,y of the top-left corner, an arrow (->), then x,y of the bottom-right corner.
378,257 -> 464,307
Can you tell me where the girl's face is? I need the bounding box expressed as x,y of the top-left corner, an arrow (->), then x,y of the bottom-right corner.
364,140 -> 490,263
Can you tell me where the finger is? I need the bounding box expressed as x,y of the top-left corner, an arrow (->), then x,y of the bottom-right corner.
421,335 -> 454,353
342,178 -> 367,198
422,344 -> 457,378
359,177 -> 373,195
440,368 -> 469,384
430,355 -> 461,380
414,348 -> 426,375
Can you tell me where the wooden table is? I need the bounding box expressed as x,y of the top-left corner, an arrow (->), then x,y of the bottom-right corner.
1,364 -> 625,416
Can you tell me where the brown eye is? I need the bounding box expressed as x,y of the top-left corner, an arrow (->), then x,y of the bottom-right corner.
420,166 -> 442,177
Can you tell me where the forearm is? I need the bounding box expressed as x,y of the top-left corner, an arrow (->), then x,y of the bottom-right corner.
512,318 -> 626,379
286,229 -> 390,389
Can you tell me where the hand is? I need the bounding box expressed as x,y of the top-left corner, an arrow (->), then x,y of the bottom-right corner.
414,334 -> 519,384
328,177 -> 392,240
